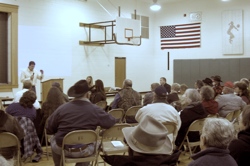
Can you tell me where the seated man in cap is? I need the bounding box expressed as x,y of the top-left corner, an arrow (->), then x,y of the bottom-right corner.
101,115 -> 181,166
46,80 -> 117,166
215,81 -> 246,117
136,86 -> 181,143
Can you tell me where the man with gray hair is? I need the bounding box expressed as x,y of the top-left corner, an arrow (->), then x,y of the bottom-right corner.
111,79 -> 141,111
189,118 -> 237,166
215,81 -> 246,117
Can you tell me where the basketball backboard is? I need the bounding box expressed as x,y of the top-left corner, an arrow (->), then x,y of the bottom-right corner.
115,17 -> 141,45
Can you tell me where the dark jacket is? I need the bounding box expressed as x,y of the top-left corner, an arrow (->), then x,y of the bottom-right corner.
101,150 -> 181,166
175,102 -> 207,146
189,147 -> 237,166
167,93 -> 179,104
229,127 -> 250,166
117,87 -> 141,111
202,100 -> 218,115
90,90 -> 106,104
163,83 -> 171,94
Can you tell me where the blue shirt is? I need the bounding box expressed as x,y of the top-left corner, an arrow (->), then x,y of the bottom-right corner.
6,102 -> 36,121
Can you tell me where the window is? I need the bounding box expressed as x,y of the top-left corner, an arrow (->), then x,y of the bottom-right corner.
131,14 -> 149,39
0,3 -> 18,92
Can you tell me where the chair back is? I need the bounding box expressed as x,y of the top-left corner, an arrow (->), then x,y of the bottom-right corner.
123,105 -> 142,123
102,124 -> 131,140
177,118 -> 205,156
63,130 -> 98,145
207,113 -> 219,118
61,130 -> 99,166
0,99 -> 4,110
162,121 -> 177,145
225,111 -> 235,122
187,118 -> 205,132
108,109 -> 124,123
0,132 -> 21,166
233,110 -> 241,120
162,121 -> 176,134
44,118 -> 52,160
96,100 -> 107,111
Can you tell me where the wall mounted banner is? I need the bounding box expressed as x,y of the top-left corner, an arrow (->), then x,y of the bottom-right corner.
222,10 -> 243,54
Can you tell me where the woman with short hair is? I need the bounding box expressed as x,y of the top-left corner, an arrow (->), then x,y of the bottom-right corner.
229,105 -> 250,166
175,89 -> 207,148
189,118 -> 237,166
200,86 -> 219,115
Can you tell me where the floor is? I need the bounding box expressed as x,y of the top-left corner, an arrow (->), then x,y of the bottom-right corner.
22,147 -> 192,166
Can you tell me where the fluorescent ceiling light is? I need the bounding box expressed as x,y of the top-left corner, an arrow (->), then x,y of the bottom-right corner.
150,0 -> 161,11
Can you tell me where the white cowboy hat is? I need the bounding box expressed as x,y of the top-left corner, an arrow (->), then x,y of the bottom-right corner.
122,115 -> 173,155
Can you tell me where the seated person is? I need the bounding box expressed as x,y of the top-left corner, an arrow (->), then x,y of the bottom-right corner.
200,86 -> 218,115
6,91 -> 37,121
143,82 -> 159,106
136,86 -> 181,143
40,87 -> 66,128
90,79 -> 106,104
234,81 -> 250,104
52,82 -> 69,102
175,89 -> 208,148
194,80 -> 204,93
0,109 -> 24,160
229,105 -> 250,166
13,80 -> 40,109
101,115 -> 181,166
111,79 -> 141,111
167,83 -> 180,104
215,81 -> 246,117
189,118 -> 237,166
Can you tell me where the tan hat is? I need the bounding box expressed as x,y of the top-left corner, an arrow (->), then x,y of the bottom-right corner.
122,115 -> 173,155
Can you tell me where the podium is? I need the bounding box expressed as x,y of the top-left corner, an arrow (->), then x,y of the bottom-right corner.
41,78 -> 64,102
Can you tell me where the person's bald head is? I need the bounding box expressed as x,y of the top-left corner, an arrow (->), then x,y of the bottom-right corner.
123,79 -> 132,88
23,80 -> 32,89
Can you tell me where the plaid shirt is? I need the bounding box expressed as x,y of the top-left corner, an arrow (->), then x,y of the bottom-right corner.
15,117 -> 43,159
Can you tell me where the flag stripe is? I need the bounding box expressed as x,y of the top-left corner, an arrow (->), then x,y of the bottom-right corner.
160,22 -> 201,49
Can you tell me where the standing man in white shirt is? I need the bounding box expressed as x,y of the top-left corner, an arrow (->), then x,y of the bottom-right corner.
20,61 -> 44,94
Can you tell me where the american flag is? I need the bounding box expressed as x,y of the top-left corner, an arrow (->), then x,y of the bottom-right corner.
160,22 -> 201,49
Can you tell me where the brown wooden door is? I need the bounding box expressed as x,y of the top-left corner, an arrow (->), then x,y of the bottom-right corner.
115,57 -> 126,88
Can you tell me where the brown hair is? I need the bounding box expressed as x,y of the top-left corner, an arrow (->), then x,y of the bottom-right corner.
95,79 -> 105,96
235,82 -> 249,99
19,91 -> 37,108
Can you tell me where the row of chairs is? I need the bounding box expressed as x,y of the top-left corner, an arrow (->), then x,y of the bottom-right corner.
44,122 -> 178,166
179,109 -> 242,157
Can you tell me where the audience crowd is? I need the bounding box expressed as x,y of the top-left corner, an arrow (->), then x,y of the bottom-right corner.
1,74 -> 250,166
